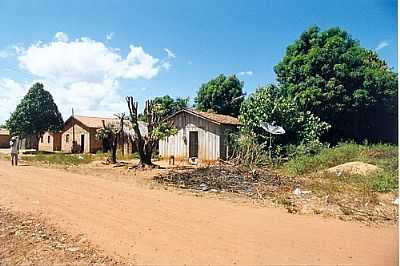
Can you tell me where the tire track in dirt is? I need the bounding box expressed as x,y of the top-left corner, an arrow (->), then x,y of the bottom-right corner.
0,160 -> 397,265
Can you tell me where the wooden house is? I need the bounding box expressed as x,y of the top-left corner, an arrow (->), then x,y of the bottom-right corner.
159,109 -> 240,162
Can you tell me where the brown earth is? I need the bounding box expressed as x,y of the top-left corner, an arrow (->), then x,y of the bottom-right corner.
0,160 -> 398,265
325,161 -> 382,176
0,207 -> 127,265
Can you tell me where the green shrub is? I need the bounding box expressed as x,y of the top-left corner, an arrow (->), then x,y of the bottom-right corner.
284,142 -> 398,177
370,173 -> 398,192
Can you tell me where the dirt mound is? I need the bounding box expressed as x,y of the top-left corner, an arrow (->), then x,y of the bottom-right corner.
325,161 -> 381,176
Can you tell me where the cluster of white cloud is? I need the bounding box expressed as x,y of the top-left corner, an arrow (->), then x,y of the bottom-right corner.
0,32 -> 175,122
375,41 -> 389,51
238,70 -> 253,76
0,78 -> 29,122
106,32 -> 114,41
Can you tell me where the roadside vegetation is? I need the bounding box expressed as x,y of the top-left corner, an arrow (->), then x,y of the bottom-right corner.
20,151 -> 139,166
2,25 -> 397,223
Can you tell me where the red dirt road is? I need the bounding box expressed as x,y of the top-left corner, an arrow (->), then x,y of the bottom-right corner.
0,160 -> 397,265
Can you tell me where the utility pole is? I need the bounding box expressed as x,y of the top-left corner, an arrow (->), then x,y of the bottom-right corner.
72,108 -> 75,153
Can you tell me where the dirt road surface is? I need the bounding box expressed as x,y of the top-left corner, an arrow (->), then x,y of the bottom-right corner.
0,160 -> 397,265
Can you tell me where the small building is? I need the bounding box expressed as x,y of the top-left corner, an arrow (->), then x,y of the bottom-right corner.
60,115 -> 142,154
61,115 -> 117,153
0,128 -> 10,148
38,131 -> 61,152
159,109 -> 240,162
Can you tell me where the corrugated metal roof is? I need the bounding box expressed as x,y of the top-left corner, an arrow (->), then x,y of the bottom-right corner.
173,109 -> 240,125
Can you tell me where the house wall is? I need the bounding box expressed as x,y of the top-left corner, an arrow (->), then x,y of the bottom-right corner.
38,132 -> 61,152
0,134 -> 10,148
159,112 -> 226,161
61,123 -> 91,153
89,128 -> 102,153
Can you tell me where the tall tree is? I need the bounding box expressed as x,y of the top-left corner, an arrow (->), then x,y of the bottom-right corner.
195,74 -> 244,116
274,26 -> 398,143
153,95 -> 189,117
6,83 -> 64,150
126,97 -> 176,167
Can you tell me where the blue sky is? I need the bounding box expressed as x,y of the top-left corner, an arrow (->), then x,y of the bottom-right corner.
0,0 -> 397,122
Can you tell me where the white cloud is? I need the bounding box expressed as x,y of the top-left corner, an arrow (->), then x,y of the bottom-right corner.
54,32 -> 69,42
164,48 -> 176,59
238,70 -> 253,76
375,41 -> 389,51
161,61 -> 172,70
0,50 -> 9,58
106,32 -> 114,41
0,78 -> 29,122
0,33 -> 176,122
18,37 -> 161,83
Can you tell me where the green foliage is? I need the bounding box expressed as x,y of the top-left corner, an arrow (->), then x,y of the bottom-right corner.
151,122 -> 177,140
6,83 -> 64,137
274,26 -> 398,143
22,152 -> 104,165
95,123 -> 117,140
153,95 -> 189,117
370,173 -> 398,192
284,142 -> 364,174
226,129 -> 270,166
239,85 -> 330,150
283,142 -> 398,193
195,74 -> 244,116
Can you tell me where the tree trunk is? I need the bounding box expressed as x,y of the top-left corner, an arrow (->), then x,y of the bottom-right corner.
110,145 -> 117,164
110,136 -> 118,164
35,134 -> 41,152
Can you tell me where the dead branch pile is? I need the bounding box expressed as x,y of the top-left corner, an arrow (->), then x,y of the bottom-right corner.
154,166 -> 299,198
154,166 -> 398,223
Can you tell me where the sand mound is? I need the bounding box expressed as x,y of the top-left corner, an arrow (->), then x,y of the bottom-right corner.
325,161 -> 381,176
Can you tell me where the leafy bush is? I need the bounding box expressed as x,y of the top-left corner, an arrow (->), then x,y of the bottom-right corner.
226,129 -> 270,166
239,85 -> 330,153
370,173 -> 398,192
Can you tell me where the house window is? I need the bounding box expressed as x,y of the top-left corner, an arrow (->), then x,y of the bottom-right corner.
47,136 -> 51,143
66,134 -> 70,143
40,136 -> 43,143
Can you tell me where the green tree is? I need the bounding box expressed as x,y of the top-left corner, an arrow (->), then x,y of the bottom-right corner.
195,74 -> 244,116
153,95 -> 189,117
239,85 -> 330,148
274,26 -> 398,143
6,83 -> 64,150
126,97 -> 177,167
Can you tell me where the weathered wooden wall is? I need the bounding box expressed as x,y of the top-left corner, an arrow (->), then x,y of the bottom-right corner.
159,112 -> 229,161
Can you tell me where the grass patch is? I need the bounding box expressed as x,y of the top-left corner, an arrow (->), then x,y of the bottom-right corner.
282,142 -> 398,193
21,151 -> 140,166
22,152 -> 106,166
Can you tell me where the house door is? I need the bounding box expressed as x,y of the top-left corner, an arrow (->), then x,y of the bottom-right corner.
80,135 -> 85,153
189,131 -> 198,158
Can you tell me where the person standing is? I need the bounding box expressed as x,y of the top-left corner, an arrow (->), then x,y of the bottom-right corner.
10,136 -> 19,166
